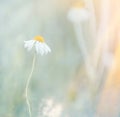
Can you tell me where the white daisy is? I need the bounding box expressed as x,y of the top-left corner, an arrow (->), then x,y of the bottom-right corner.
68,2 -> 90,23
24,36 -> 51,55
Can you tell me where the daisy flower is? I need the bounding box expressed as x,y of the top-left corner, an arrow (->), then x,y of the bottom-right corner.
68,2 -> 90,23
24,36 -> 51,55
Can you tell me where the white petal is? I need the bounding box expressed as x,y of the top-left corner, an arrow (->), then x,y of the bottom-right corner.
24,40 -> 35,51
38,44 -> 45,55
44,43 -> 51,52
35,42 -> 44,55
35,42 -> 39,54
39,43 -> 49,55
34,41 -> 51,55
42,43 -> 49,55
37,42 -> 44,55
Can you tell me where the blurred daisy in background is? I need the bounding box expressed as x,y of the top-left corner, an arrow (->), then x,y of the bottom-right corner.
38,98 -> 63,117
24,36 -> 51,55
68,1 -> 90,23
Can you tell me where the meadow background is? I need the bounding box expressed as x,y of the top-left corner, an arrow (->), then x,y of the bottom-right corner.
1,0 -> 120,117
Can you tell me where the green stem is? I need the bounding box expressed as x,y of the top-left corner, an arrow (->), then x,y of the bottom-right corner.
25,54 -> 36,117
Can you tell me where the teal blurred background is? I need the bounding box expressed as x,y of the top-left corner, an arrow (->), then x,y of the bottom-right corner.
1,0 -> 119,117
0,0 -> 85,117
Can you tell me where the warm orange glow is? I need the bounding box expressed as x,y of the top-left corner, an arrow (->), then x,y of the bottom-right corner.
96,43 -> 120,116
73,2 -> 85,8
34,36 -> 44,43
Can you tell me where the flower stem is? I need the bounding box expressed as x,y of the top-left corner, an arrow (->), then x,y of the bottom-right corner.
25,54 -> 36,117
74,23 -> 96,81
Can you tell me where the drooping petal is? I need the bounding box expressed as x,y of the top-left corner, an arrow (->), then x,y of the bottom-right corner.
35,41 -> 40,54
40,43 -> 48,55
44,43 -> 51,53
35,42 -> 44,55
38,43 -> 44,55
39,48 -> 44,55
24,40 -> 35,51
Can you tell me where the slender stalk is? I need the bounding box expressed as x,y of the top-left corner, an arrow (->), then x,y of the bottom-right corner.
74,23 -> 96,81
25,54 -> 36,117
94,0 -> 110,69
85,0 -> 97,42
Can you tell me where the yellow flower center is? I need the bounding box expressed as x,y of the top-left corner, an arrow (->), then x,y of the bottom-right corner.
34,36 -> 45,43
73,2 -> 85,8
